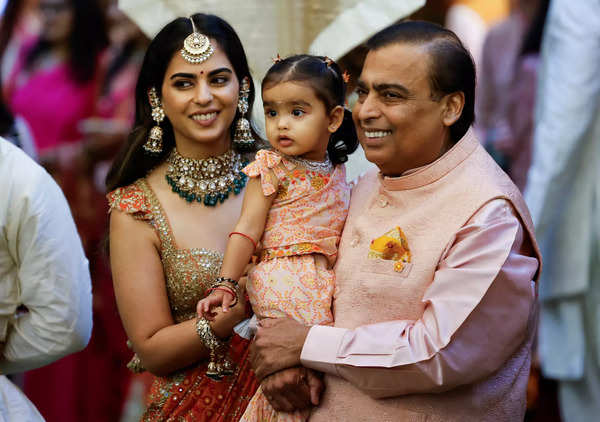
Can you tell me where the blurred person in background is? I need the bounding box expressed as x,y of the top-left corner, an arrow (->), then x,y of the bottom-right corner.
525,1 -> 600,421
80,0 -> 148,189
444,0 -> 509,71
0,0 -> 39,88
4,1 -> 113,421
2,0 -> 107,175
0,0 -> 38,158
476,0 -> 549,192
0,137 -> 92,421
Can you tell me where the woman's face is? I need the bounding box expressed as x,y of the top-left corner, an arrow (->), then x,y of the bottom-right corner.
39,0 -> 73,44
160,41 -> 240,157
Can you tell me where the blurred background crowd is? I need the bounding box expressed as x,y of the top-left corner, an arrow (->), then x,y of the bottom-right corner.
0,0 -> 595,421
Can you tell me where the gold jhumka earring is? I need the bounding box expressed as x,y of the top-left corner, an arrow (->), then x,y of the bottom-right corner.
232,77 -> 255,150
143,87 -> 164,155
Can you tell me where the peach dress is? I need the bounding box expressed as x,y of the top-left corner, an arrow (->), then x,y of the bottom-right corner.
240,150 -> 350,421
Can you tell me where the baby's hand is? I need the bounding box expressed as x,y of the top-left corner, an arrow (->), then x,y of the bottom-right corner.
197,288 -> 236,320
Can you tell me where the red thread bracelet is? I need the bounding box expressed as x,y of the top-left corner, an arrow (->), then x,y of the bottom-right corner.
229,231 -> 257,251
207,286 -> 236,298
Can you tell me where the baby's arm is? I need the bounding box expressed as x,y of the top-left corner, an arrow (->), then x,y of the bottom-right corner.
198,171 -> 277,318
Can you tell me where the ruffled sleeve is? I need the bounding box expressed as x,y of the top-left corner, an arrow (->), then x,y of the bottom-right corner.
242,149 -> 285,196
106,182 -> 152,221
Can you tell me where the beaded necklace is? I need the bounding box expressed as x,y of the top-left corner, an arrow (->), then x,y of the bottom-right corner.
283,153 -> 333,173
165,148 -> 248,206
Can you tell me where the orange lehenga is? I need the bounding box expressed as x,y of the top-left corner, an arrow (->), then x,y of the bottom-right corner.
239,150 -> 351,422
107,179 -> 258,421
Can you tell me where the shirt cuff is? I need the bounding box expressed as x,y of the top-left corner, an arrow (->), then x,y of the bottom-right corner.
300,325 -> 348,376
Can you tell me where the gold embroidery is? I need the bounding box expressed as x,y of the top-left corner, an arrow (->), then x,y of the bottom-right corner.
260,242 -> 324,260
137,179 -> 223,323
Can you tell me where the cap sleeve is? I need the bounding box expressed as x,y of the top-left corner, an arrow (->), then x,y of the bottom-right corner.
106,182 -> 152,221
243,149 -> 287,196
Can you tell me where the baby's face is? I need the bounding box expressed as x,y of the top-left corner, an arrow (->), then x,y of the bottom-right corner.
262,81 -> 332,161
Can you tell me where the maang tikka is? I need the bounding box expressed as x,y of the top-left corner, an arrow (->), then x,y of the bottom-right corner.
181,17 -> 214,64
143,87 -> 164,155
232,77 -> 254,150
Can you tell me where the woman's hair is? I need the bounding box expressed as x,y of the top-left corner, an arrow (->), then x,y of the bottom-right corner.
0,0 -> 25,59
25,0 -> 108,83
262,54 -> 358,165
106,13 -> 256,192
366,21 -> 475,143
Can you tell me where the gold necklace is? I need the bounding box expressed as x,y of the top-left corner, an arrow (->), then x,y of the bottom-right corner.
165,148 -> 248,206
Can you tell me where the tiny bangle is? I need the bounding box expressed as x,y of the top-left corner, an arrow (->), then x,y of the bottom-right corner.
215,276 -> 239,287
229,231 -> 257,251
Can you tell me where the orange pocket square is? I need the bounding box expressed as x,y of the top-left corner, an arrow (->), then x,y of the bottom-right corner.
368,227 -> 411,272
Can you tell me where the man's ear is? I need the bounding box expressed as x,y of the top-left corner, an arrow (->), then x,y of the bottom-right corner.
328,105 -> 345,133
441,92 -> 464,127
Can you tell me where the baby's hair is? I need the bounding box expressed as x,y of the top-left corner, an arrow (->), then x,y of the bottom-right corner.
262,54 -> 358,164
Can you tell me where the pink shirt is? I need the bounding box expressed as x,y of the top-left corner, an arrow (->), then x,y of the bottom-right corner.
302,199 -> 536,388
300,130 -> 540,421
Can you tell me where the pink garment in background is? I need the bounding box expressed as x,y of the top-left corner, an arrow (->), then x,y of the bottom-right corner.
476,13 -> 538,191
5,39 -> 98,153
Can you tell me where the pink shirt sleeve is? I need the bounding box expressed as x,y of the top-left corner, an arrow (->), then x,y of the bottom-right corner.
300,199 -> 539,398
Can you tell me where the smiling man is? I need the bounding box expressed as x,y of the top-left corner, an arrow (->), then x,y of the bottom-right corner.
251,21 -> 541,421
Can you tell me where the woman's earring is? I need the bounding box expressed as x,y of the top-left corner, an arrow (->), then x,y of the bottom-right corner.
143,87 -> 165,155
232,77 -> 254,150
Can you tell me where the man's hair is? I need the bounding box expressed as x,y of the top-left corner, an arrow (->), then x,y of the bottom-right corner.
366,21 -> 475,143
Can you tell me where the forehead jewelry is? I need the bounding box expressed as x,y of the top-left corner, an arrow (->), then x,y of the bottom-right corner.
181,17 -> 214,64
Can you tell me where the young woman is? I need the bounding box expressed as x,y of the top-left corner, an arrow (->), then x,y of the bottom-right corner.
106,14 -> 259,421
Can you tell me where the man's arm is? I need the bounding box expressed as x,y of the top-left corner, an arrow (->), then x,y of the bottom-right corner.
0,148 -> 92,374
253,199 -> 538,397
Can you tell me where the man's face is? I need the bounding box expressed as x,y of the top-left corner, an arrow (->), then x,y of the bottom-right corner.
353,42 -> 451,177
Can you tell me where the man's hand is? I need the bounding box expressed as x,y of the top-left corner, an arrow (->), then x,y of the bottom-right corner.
250,316 -> 310,380
262,367 -> 324,412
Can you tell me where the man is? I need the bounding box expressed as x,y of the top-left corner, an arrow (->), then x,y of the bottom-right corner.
251,21 -> 541,421
524,1 -> 600,421
0,138 -> 92,420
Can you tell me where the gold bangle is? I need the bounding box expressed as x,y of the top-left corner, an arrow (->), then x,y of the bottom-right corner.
196,317 -> 225,350
195,317 -> 235,380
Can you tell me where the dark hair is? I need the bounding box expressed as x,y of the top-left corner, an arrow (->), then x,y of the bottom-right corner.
106,13 -> 257,192
25,0 -> 108,83
520,0 -> 550,57
0,0 -> 25,59
366,21 -> 475,143
262,54 -> 358,165
0,0 -> 22,135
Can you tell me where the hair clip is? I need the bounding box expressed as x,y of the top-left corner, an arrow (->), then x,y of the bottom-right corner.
323,56 -> 333,68
342,70 -> 351,84
272,53 -> 282,64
